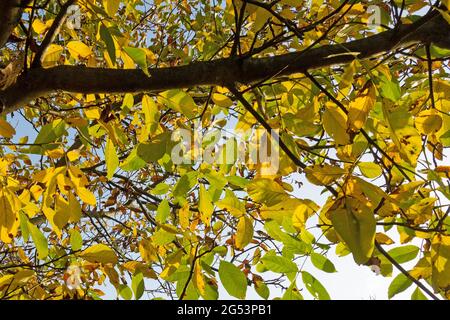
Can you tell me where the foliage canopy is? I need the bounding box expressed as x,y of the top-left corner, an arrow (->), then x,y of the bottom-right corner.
0,0 -> 450,300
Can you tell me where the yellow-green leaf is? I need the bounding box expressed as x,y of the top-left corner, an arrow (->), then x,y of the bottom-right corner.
235,216 -> 254,250
415,110 -> 443,135
323,103 -> 351,145
76,187 -> 97,206
305,164 -> 346,186
329,197 -> 376,264
358,162 -> 382,179
247,178 -> 288,206
0,118 -> 16,138
105,138 -> 119,180
80,244 -> 118,264
199,185 -> 213,226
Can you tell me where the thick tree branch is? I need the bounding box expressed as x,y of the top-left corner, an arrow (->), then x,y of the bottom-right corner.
1,9 -> 449,115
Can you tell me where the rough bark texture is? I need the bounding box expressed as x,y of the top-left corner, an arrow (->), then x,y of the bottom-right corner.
0,6 -> 449,115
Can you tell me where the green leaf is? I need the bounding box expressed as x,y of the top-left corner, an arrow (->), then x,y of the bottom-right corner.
388,273 -> 412,299
218,261 -> 247,299
29,120 -> 66,154
261,255 -> 298,273
301,271 -> 330,300
118,284 -> 133,300
381,79 -> 401,101
105,138 -> 119,179
137,132 -> 168,163
99,24 -> 116,63
156,199 -> 170,223
150,183 -> 170,195
282,283 -> 304,300
132,272 -> 145,300
411,287 -> 427,300
310,252 -> 337,273
173,171 -> 198,198
254,279 -> 270,300
70,229 -> 83,251
28,221 -> 48,260
122,47 -> 149,76
387,245 -> 419,264
19,212 -> 29,242
120,147 -> 146,171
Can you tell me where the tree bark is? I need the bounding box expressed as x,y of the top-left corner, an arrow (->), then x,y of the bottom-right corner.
0,8 -> 449,115
0,0 -> 29,49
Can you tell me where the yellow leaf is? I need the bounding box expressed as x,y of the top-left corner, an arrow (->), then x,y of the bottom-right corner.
84,107 -> 101,120
103,0 -> 121,17
42,206 -> 62,236
45,148 -> 65,159
54,194 -> 71,230
193,261 -> 207,297
32,19 -> 47,34
375,232 -> 394,245
252,7 -> 271,31
339,61 -> 356,91
0,118 -> 16,138
322,103 -> 351,145
179,203 -> 190,229
68,192 -> 82,222
67,41 -> 93,60
140,95 -> 159,142
76,187 -> 97,206
305,164 -> 346,186
199,185 -> 213,226
235,216 -> 254,250
382,106 -> 422,166
347,84 -> 376,132
358,162 -> 382,179
247,178 -> 288,206
105,138 -> 119,180
260,198 -> 311,225
415,109 -> 443,135
80,244 -> 118,264
212,93 -> 233,108
292,203 -> 314,229
139,238 -> 157,263
42,44 -> 63,67
431,234 -> 450,292
122,261 -> 158,279
30,185 -> 44,201
0,189 -> 19,243
67,150 -> 80,162
216,189 -> 245,218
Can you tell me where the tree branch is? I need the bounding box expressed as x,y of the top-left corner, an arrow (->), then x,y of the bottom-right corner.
1,8 -> 449,115
31,0 -> 76,68
0,0 -> 30,49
